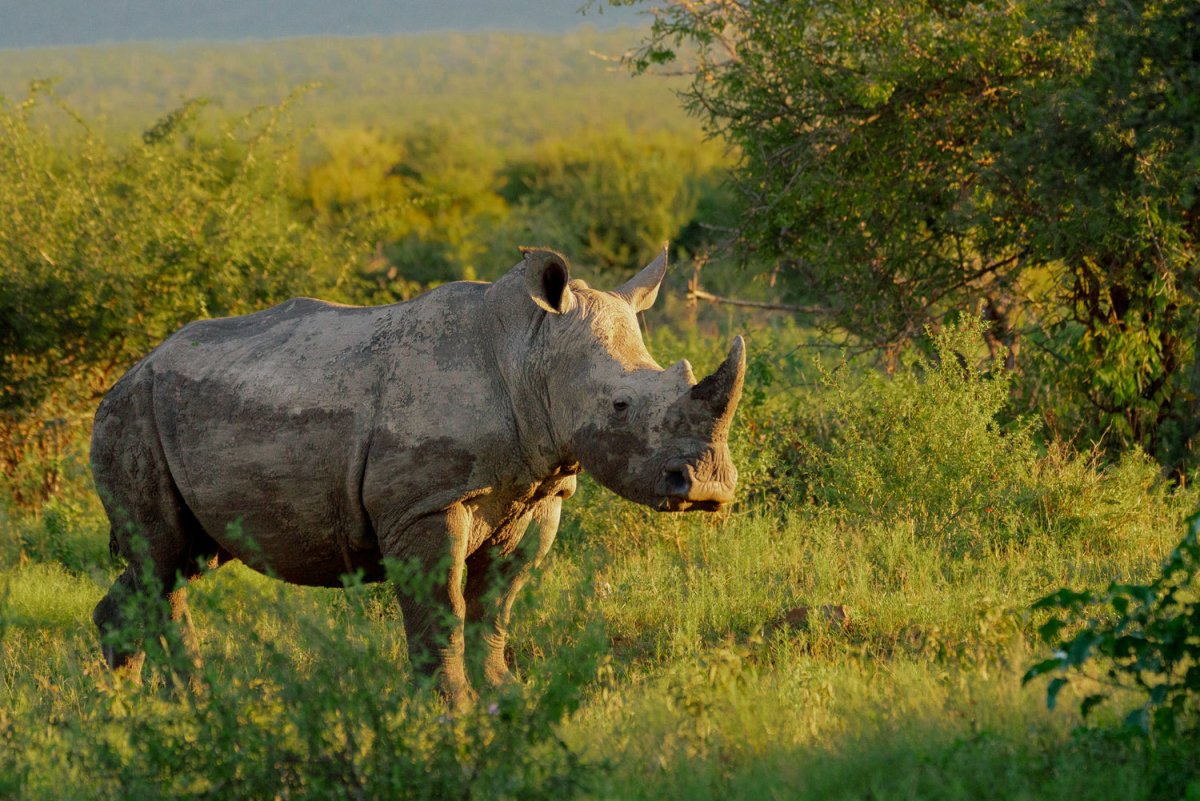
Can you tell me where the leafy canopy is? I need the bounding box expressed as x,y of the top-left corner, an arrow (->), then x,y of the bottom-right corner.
616,0 -> 1200,464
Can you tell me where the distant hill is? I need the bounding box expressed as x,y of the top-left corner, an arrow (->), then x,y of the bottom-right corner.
0,28 -> 694,149
0,0 -> 644,49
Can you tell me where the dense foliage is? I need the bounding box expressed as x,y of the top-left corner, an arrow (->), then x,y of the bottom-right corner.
620,0 -> 1200,466
1026,512 -> 1200,737
0,90 -> 355,505
1,90 -> 342,417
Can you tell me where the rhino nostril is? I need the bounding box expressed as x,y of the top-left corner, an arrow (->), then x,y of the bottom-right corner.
663,468 -> 690,497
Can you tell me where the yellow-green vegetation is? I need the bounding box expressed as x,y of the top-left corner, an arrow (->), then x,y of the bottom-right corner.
3,26 -> 1200,801
632,0 -> 1200,467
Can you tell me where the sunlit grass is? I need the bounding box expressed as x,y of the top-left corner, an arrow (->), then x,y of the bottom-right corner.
1,482 -> 1197,799
0,563 -> 108,631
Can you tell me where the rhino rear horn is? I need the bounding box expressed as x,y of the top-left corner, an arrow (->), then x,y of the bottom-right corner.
613,243 -> 668,313
689,335 -> 745,424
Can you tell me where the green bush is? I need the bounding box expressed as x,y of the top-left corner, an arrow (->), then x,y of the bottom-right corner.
495,129 -> 719,275
812,317 -> 1038,549
4,495 -> 110,575
0,89 -> 347,414
0,89 -> 363,505
803,316 -> 1191,555
1026,511 -> 1200,737
302,123 -> 507,293
1,557 -> 606,801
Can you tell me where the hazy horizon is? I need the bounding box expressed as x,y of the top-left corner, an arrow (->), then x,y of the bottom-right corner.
0,1 -> 645,49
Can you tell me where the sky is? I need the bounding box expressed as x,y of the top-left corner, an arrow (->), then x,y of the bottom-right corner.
0,1 -> 645,49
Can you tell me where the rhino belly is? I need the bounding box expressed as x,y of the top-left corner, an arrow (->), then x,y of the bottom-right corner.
160,386 -> 380,587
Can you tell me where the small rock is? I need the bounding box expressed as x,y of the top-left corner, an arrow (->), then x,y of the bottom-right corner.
772,604 -> 850,633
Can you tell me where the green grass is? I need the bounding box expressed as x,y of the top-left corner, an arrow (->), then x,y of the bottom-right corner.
569,651 -> 1167,801
546,502 -> 1199,800
0,563 -> 107,631
2,461 -> 1197,799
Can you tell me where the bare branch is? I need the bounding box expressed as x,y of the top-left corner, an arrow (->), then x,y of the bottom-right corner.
686,287 -> 825,314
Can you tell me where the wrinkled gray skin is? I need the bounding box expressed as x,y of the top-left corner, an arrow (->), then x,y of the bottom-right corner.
91,246 -> 744,706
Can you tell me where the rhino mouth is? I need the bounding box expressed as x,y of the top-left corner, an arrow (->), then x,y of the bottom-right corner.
654,461 -> 735,513
658,497 -> 726,513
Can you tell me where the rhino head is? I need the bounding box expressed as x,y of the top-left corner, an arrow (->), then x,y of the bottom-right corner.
516,246 -> 744,512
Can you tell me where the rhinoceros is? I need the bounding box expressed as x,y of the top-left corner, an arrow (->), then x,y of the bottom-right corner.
91,246 -> 744,705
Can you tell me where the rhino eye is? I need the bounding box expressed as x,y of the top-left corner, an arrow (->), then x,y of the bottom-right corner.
613,399 -> 630,413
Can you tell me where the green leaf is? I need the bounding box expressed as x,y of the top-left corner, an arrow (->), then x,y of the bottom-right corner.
1022,658 -> 1063,685
1123,707 -> 1150,735
1046,677 -> 1069,711
1079,693 -> 1106,719
1037,618 -> 1066,642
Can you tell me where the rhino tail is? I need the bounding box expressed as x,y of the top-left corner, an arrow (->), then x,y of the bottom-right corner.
108,527 -> 120,561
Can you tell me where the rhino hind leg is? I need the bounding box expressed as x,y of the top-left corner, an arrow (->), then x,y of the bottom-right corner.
92,428 -> 218,681
92,565 -> 147,675
93,511 -> 213,682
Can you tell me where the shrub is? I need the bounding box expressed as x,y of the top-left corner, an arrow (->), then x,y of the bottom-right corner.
4,494 -> 110,575
813,316 -> 1039,550
801,315 -> 1191,555
496,129 -> 718,275
0,90 -> 342,414
0,88 -> 360,506
301,123 -> 507,293
1,554 -> 607,801
1025,511 -> 1200,737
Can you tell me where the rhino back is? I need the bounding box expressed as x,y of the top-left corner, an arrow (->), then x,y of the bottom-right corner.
139,285 -> 511,584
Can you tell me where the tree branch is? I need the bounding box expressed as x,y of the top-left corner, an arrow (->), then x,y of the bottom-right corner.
686,287 -> 825,314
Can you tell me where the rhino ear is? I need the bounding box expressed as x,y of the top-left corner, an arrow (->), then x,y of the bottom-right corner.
614,243 -> 668,313
520,247 -> 575,314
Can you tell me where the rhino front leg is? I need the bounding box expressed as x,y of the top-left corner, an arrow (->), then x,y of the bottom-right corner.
386,505 -> 474,709
465,497 -> 561,688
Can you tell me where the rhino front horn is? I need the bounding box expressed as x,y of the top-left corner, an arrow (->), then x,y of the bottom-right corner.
689,335 -> 745,424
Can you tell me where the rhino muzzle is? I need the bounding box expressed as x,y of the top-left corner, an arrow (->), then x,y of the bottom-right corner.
651,336 -> 745,512
657,455 -> 737,512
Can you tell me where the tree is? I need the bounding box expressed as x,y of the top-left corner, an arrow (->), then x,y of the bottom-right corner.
617,0 -> 1200,464
302,123 -> 507,294
1009,0 -> 1200,461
